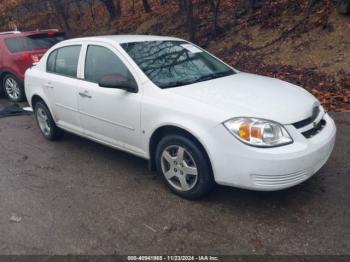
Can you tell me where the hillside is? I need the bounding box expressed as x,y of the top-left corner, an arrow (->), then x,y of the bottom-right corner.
1,0 -> 349,111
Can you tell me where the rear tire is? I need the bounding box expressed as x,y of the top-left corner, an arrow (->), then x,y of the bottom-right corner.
155,135 -> 214,199
2,74 -> 26,102
34,101 -> 64,141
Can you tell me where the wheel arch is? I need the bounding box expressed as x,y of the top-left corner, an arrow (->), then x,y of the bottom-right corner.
0,71 -> 6,84
31,94 -> 45,108
0,71 -> 6,92
148,125 -> 213,175
0,69 -> 21,82
30,94 -> 56,122
0,70 -> 17,86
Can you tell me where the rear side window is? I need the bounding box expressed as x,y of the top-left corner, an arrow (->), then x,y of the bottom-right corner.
5,38 -> 27,53
84,45 -> 133,83
47,45 -> 81,78
5,33 -> 65,53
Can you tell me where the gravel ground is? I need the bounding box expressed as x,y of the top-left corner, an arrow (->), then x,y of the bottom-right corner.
0,98 -> 349,255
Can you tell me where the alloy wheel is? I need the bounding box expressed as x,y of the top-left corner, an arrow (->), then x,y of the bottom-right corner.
161,145 -> 198,191
4,77 -> 20,100
36,107 -> 51,137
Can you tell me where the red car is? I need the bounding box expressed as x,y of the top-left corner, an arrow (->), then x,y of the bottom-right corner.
0,30 -> 65,102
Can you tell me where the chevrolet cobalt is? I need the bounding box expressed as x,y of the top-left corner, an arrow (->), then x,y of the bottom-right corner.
25,36 -> 336,199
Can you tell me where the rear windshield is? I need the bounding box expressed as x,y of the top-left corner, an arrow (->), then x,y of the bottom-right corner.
5,33 -> 65,53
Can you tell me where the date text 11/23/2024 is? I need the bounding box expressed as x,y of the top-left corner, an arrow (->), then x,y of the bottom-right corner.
127,255 -> 219,261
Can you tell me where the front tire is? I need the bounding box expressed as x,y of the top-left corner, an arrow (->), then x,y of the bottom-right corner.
155,135 -> 214,199
3,74 -> 26,102
34,101 -> 64,141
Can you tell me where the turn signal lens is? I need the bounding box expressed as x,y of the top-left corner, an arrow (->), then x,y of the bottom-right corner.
239,121 -> 251,140
223,118 -> 293,147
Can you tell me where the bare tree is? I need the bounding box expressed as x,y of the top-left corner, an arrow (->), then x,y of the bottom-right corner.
88,0 -> 96,21
238,0 -> 264,15
99,0 -> 121,19
48,0 -> 71,31
177,0 -> 195,42
337,0 -> 350,14
209,0 -> 222,39
142,0 -> 152,13
74,0 -> 84,22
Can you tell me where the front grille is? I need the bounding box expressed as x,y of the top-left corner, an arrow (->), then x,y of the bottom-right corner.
292,106 -> 320,129
302,119 -> 326,139
292,105 -> 326,139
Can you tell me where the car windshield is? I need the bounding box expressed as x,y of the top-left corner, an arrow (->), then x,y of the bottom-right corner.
121,41 -> 235,89
5,33 -> 65,53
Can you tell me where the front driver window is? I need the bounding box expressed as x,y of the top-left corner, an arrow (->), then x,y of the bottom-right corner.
84,45 -> 134,84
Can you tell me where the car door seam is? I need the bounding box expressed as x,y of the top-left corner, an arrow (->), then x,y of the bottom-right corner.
79,111 -> 135,131
55,103 -> 78,112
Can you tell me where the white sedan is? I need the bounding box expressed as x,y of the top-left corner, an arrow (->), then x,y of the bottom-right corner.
24,35 -> 336,199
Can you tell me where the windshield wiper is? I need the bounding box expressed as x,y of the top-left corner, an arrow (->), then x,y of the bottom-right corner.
193,70 -> 234,83
161,79 -> 195,88
160,70 -> 234,89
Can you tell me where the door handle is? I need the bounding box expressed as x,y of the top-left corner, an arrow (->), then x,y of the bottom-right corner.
44,82 -> 54,89
79,91 -> 92,99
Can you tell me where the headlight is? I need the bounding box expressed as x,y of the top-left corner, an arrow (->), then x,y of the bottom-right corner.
223,118 -> 293,147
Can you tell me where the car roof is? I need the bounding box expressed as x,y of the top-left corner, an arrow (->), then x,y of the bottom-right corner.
60,35 -> 184,45
0,30 -> 64,39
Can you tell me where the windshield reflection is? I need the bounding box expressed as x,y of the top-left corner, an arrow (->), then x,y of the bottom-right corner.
122,41 -> 234,88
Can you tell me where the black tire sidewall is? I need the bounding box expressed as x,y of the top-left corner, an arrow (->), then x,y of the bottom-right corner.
3,74 -> 25,102
155,135 -> 213,199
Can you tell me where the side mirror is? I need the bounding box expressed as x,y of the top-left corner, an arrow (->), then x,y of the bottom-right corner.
98,74 -> 138,93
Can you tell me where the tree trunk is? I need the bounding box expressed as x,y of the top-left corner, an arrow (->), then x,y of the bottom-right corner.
239,0 -> 263,15
178,0 -> 186,15
51,0 -> 71,31
100,0 -> 119,19
74,1 -> 84,22
185,0 -> 195,42
131,0 -> 135,13
210,0 -> 221,39
337,0 -> 350,14
142,0 -> 152,13
89,0 -> 96,21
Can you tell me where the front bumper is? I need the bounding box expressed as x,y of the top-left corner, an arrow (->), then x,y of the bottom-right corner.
208,113 -> 336,190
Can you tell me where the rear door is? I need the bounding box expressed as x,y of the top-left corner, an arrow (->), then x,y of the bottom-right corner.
76,43 -> 144,156
44,45 -> 83,134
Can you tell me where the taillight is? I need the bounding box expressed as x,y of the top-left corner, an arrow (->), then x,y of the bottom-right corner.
20,53 -> 42,63
21,53 -> 31,60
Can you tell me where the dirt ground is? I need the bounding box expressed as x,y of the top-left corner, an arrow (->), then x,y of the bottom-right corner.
0,98 -> 349,255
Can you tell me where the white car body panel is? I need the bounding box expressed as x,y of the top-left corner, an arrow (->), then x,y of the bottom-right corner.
24,35 -> 336,191
166,72 -> 318,124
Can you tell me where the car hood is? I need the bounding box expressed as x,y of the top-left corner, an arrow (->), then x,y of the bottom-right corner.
166,72 -> 319,124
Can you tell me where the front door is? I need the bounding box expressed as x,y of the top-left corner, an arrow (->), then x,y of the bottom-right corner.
77,44 -> 143,156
